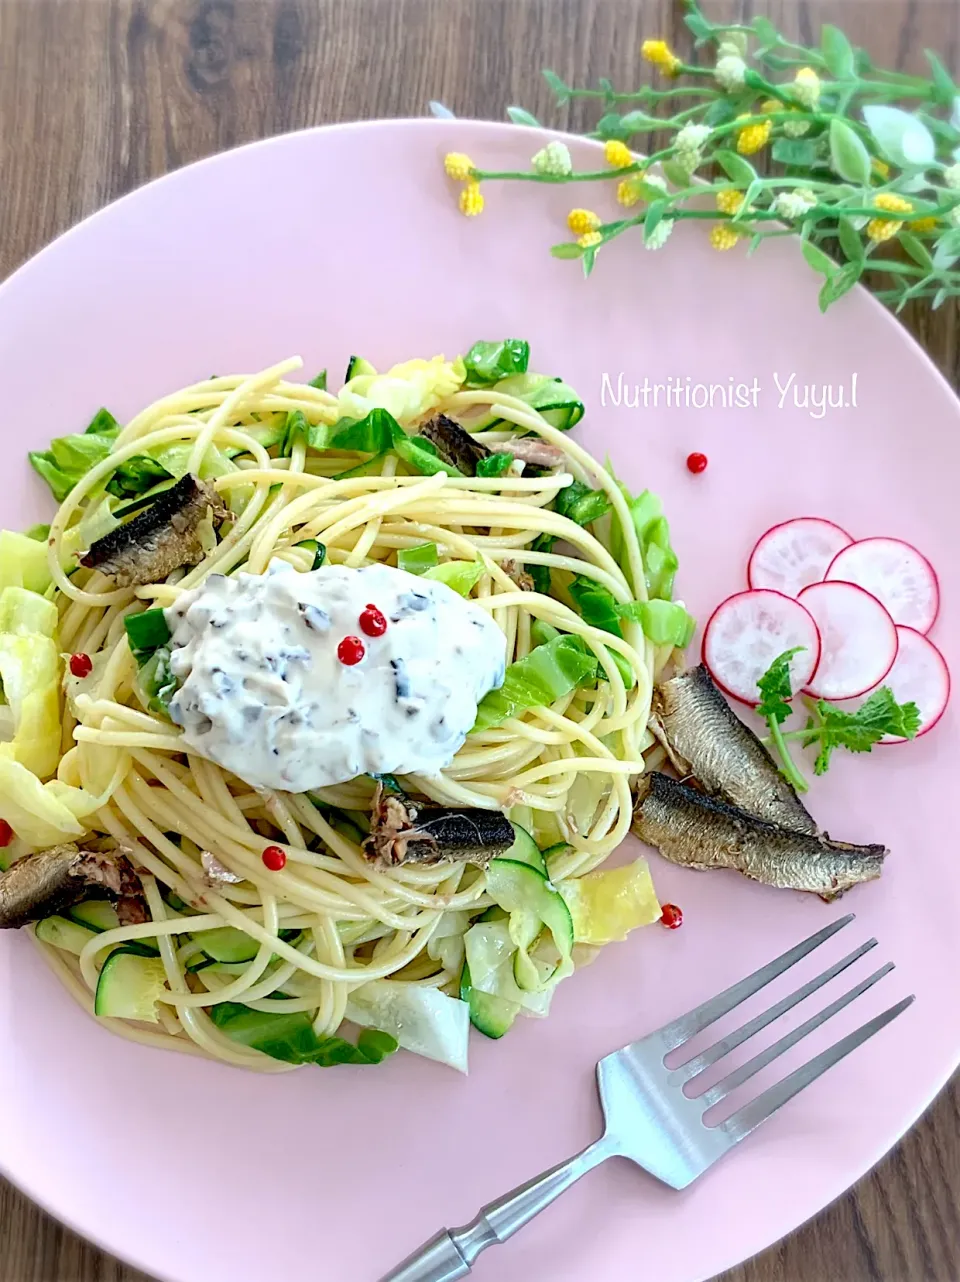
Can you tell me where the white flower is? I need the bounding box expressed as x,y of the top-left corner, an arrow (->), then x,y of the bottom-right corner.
675,123 -> 711,152
772,189 -> 817,220
715,54 -> 747,91
783,116 -> 811,138
531,140 -> 573,177
644,218 -> 675,250
944,162 -> 960,190
791,68 -> 821,111
674,123 -> 712,174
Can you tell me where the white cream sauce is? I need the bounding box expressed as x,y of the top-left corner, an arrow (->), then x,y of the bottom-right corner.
165,560 -> 506,791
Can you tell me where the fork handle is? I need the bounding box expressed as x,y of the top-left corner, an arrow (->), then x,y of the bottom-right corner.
379,1135 -> 616,1281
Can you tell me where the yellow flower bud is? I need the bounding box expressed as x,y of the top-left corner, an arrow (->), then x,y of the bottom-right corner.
604,140 -> 633,168
567,208 -> 601,235
444,152 -> 474,181
710,224 -> 740,251
458,181 -> 485,217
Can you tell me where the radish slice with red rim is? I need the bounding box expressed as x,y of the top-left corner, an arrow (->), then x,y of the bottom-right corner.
747,517 -> 853,598
702,589 -> 821,704
798,581 -> 898,700
870,627 -> 950,742
825,536 -> 939,633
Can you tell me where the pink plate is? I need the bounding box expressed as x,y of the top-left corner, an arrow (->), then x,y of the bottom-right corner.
0,119 -> 958,1282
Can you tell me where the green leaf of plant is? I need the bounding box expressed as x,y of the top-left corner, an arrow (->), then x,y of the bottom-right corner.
661,158 -> 691,188
836,216 -> 865,264
926,50 -> 957,106
900,231 -> 934,270
821,24 -> 856,79
683,7 -> 713,43
703,97 -> 739,127
862,104 -> 935,167
801,240 -> 839,277
542,69 -> 570,105
818,261 -> 862,311
770,137 -> 821,168
829,118 -> 872,185
619,109 -> 661,131
582,247 -> 597,277
595,112 -> 631,141
751,15 -> 778,47
714,149 -> 758,185
551,242 -> 585,259
507,106 -> 541,127
933,286 -> 949,309
933,227 -> 960,269
644,199 -> 668,240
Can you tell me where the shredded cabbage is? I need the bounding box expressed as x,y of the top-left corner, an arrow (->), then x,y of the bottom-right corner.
0,635 -> 60,777
560,857 -> 661,944
0,530 -> 53,594
337,355 -> 465,425
0,587 -> 57,638
345,979 -> 471,1073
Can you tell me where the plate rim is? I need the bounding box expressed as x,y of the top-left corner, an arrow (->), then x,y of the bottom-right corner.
0,114 -> 957,1282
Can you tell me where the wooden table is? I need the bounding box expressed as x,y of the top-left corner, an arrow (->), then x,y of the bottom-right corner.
1,1 -> 958,1278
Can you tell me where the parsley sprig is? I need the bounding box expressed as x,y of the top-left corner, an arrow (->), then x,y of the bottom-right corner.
757,647 -> 920,789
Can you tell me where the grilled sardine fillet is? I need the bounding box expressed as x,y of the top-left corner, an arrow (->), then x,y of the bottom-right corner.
652,664 -> 819,836
633,772 -> 886,900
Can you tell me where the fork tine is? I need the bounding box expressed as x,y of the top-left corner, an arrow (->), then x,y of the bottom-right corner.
719,994 -> 915,1144
656,914 -> 854,1050
675,939 -> 878,1081
700,962 -> 895,1108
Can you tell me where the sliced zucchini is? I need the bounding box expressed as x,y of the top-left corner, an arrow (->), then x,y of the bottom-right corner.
344,355 -> 377,382
460,960 -> 518,1039
541,841 -> 572,874
502,823 -> 546,874
35,915 -> 97,956
94,949 -> 168,1022
69,900 -> 121,933
294,538 -> 327,570
475,905 -> 508,924
494,373 -> 584,431
485,858 -> 575,988
191,926 -> 259,964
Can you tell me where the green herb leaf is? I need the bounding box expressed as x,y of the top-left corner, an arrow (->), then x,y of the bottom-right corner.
462,339 -> 530,386
308,370 -> 328,391
554,480 -> 611,526
756,647 -> 803,726
829,118 -> 872,185
811,687 -> 921,774
473,635 -> 599,731
85,409 -> 120,437
23,524 -> 50,542
397,542 -> 439,575
821,24 -> 856,79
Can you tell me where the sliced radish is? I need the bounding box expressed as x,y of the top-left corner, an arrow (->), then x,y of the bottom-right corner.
825,536 -> 939,633
702,589 -> 821,704
798,581 -> 898,700
747,517 -> 853,598
871,627 -> 950,742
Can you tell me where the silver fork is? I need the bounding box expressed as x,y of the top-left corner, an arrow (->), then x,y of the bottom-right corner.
380,913 -> 913,1282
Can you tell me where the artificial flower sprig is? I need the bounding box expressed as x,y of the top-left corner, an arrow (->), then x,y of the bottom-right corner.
439,0 -> 960,313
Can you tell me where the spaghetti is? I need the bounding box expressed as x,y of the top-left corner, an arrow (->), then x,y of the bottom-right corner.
15,346 -> 688,1071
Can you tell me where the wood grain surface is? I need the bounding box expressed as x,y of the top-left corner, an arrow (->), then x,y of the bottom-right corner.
0,1 -> 958,1279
